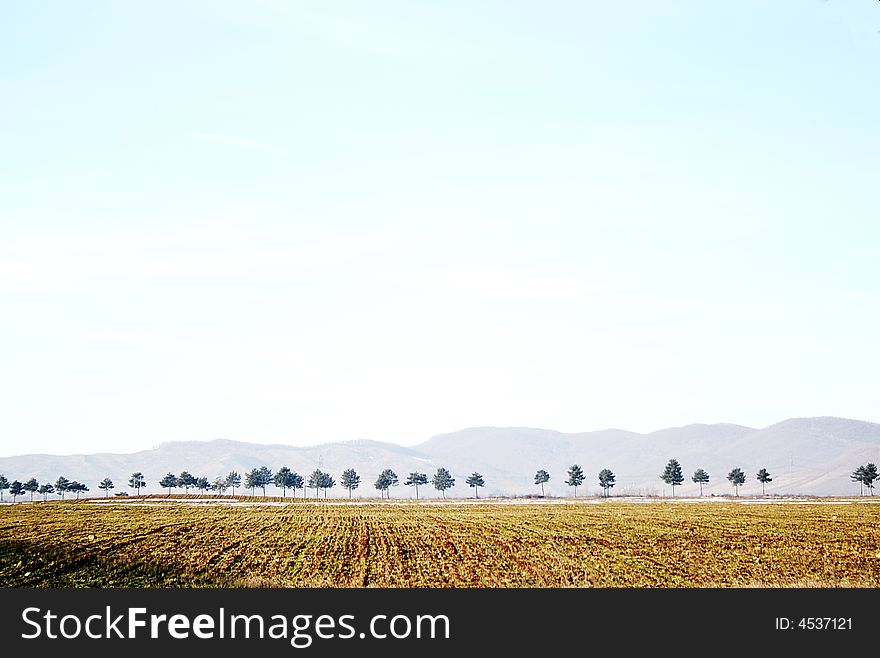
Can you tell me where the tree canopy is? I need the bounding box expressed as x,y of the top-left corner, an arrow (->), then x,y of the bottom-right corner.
128,472 -> 146,495
341,468 -> 361,498
431,468 -> 455,499
565,464 -> 585,496
692,468 -> 710,496
534,469 -> 550,497
660,459 -> 684,496
465,472 -> 485,499
727,467 -> 746,495
598,469 -> 615,497
374,469 -> 399,499
404,472 -> 428,499
98,478 -> 115,497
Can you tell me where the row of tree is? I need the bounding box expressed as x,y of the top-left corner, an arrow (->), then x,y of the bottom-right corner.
2,461 -> 877,502
658,459 -> 775,496
0,475 -> 93,503
153,466 -> 482,499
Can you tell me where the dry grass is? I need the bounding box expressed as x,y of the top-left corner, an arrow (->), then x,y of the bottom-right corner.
1,499 -> 879,587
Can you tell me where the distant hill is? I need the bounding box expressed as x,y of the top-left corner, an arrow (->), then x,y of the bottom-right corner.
0,417 -> 877,498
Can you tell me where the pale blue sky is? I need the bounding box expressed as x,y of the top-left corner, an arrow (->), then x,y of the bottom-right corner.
1,1 -> 878,456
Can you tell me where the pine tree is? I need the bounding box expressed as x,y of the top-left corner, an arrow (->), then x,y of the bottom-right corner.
308,469 -> 325,499
692,468 -> 710,497
373,469 -> 398,499
431,468 -> 455,499
274,467 -> 296,497
0,475 -> 7,502
534,469 -> 550,497
128,472 -> 146,496
756,468 -> 772,496
54,476 -> 71,500
404,472 -> 428,499
39,483 -> 54,501
225,471 -> 241,496
195,477 -> 210,494
212,476 -> 228,496
465,472 -> 485,499
257,467 -> 273,496
320,472 -> 335,498
660,459 -> 684,496
159,473 -> 178,496
178,471 -> 196,494
98,478 -> 115,497
565,464 -> 585,497
68,482 -> 88,500
863,463 -> 878,496
290,471 -> 304,499
245,469 -> 259,496
851,465 -> 866,496
598,469 -> 615,497
727,467 -> 746,496
9,480 -> 25,503
341,468 -> 361,498
23,477 -> 39,502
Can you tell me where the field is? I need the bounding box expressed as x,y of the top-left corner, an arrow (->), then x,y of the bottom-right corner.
2,497 -> 880,588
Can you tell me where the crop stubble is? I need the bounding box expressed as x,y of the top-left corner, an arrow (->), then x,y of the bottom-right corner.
1,500 -> 878,587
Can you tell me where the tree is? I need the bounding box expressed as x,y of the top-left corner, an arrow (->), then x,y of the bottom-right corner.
534,469 -> 550,497
195,477 -> 210,495
320,472 -> 335,498
307,469 -> 325,499
374,469 -> 398,499
128,472 -> 146,496
431,467 -> 455,499
23,477 -> 39,502
54,476 -> 71,500
159,473 -> 178,496
852,465 -> 866,496
404,472 -> 428,499
340,468 -> 361,498
98,478 -> 114,498
660,459 -> 684,496
727,467 -> 746,496
39,483 -> 54,501
68,482 -> 88,500
863,463 -> 878,496
9,480 -> 25,503
0,475 -> 7,502
274,467 -> 297,498
756,468 -> 772,496
692,468 -> 710,497
598,469 -> 615,497
565,464 -> 585,497
212,476 -> 228,496
257,467 -> 273,496
245,469 -> 259,496
225,471 -> 241,496
465,472 -> 485,499
290,471 -> 304,499
177,471 -> 196,494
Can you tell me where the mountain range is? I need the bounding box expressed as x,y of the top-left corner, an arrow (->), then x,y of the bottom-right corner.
0,416 -> 877,498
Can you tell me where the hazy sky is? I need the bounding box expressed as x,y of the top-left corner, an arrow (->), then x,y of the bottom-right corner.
1,1 -> 878,457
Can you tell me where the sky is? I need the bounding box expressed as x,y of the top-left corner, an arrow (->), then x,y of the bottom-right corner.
1,1 -> 878,457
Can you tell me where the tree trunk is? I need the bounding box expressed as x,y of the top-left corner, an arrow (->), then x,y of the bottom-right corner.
541,483 -> 544,497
